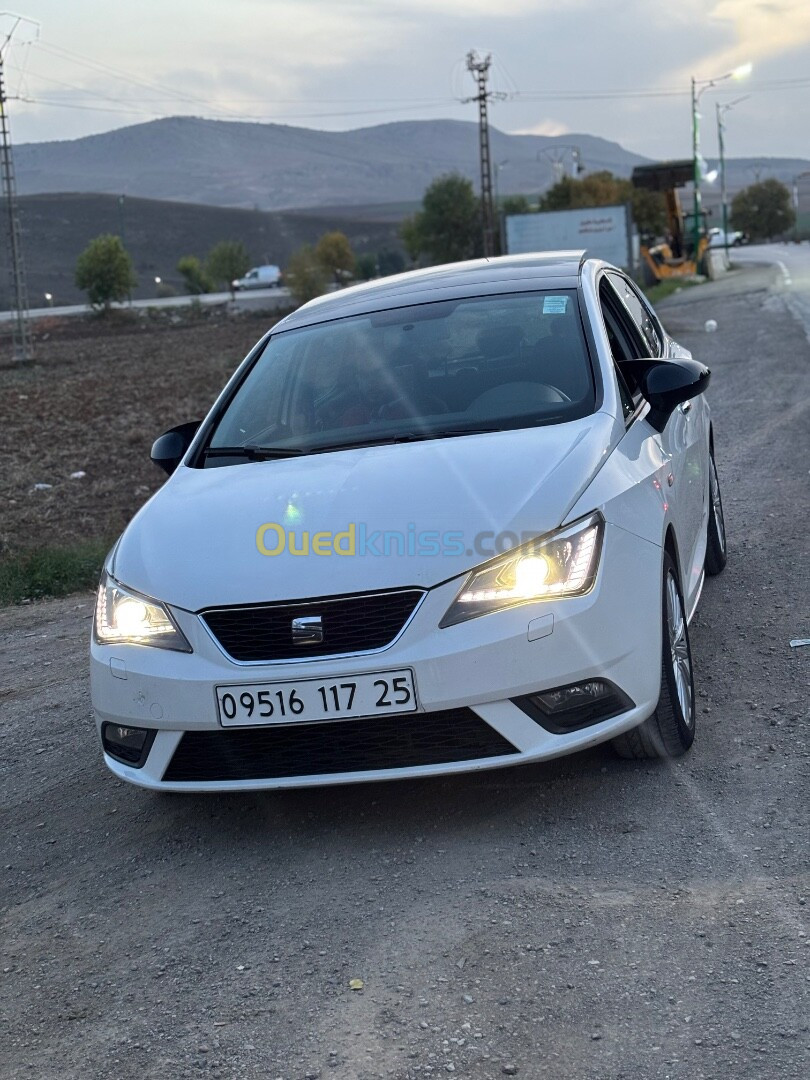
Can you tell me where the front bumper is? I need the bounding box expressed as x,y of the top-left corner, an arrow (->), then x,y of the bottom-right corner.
91,523 -> 663,791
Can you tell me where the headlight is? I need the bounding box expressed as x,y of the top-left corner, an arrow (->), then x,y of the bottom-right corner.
94,571 -> 192,652
440,513 -> 603,627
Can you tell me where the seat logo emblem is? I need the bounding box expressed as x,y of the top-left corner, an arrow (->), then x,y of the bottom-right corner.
291,615 -> 323,645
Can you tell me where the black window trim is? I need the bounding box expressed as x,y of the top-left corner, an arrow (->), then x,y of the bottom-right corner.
605,269 -> 664,359
597,272 -> 649,427
621,274 -> 666,357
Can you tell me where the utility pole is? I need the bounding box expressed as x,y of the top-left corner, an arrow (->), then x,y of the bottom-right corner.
465,50 -> 500,258
716,101 -> 728,265
690,76 -> 701,264
793,172 -> 810,243
690,64 -> 751,267
0,13 -> 37,364
716,96 -> 748,266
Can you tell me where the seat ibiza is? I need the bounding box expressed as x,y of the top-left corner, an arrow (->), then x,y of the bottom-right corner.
90,252 -> 727,791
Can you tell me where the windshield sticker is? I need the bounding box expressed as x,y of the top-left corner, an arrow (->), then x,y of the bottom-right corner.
543,296 -> 568,315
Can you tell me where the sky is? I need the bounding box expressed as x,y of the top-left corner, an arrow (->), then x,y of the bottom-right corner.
3,0 -> 809,163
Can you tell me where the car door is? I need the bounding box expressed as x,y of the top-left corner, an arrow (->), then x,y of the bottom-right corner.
598,273 -> 706,607
620,274 -> 709,601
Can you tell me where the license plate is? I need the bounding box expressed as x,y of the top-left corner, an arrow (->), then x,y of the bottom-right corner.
216,669 -> 417,727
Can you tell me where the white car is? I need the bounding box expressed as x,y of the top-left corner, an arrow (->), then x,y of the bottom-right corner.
708,227 -> 744,248
91,252 -> 727,792
232,264 -> 282,290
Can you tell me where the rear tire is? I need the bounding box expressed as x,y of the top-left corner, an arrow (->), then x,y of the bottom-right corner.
705,449 -> 727,576
613,553 -> 696,759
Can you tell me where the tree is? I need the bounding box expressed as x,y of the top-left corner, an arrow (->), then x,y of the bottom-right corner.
500,194 -> 533,216
315,231 -> 355,285
286,245 -> 330,305
629,187 -> 667,240
206,240 -> 250,297
355,253 -> 378,281
74,234 -> 136,310
377,249 -> 405,277
177,255 -> 213,295
538,170 -> 666,239
731,179 -> 795,241
400,215 -> 423,264
401,173 -> 482,266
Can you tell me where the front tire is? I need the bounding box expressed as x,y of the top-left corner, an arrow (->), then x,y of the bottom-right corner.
705,449 -> 727,575
613,553 -> 696,759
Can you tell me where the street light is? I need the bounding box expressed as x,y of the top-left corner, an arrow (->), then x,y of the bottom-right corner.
691,63 -> 752,262
716,96 -> 749,263
44,292 -> 52,306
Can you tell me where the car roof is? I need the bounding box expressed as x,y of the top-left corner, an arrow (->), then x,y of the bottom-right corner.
274,251 -> 587,333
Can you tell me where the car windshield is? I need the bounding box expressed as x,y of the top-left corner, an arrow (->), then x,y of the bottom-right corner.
206,290 -> 595,462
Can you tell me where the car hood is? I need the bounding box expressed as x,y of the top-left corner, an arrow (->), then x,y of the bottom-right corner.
114,414 -> 618,610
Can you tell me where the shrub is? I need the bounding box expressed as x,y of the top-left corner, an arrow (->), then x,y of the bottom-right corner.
75,234 -> 136,310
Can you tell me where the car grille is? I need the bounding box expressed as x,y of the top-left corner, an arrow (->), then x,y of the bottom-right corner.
200,589 -> 424,662
162,709 -> 517,782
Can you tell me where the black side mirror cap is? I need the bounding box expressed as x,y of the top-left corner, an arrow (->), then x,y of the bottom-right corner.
151,420 -> 202,475
627,358 -> 711,433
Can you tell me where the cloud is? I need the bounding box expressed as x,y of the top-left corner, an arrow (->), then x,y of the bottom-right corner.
673,0 -> 810,78
383,0 -> 555,14
511,119 -> 569,137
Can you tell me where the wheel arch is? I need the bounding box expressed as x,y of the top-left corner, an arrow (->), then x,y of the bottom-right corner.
665,524 -> 678,570
663,524 -> 683,583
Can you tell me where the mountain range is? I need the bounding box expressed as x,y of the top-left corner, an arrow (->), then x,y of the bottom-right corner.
14,117 -> 650,211
6,117 -> 808,306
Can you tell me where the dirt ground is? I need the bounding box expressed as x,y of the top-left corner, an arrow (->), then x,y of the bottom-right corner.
0,307 -> 283,557
1,264 -> 808,1079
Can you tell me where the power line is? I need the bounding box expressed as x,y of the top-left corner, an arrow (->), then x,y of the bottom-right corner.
34,39 -> 242,119
11,35 -> 810,131
0,13 -> 36,364
15,95 -> 465,122
513,78 -> 810,102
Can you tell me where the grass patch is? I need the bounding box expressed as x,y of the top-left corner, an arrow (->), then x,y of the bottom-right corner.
643,278 -> 701,305
0,539 -> 111,605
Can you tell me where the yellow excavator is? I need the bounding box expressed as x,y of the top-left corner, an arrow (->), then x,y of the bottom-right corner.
632,160 -> 709,282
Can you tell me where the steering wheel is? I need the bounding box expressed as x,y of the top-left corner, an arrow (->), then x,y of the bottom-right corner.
465,381 -> 570,416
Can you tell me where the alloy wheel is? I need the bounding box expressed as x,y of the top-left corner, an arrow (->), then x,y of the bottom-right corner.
710,456 -> 726,555
666,571 -> 693,727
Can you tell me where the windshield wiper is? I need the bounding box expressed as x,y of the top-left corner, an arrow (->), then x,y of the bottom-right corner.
203,444 -> 307,460
316,428 -> 498,452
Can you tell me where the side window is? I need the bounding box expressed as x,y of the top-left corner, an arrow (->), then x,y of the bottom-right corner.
599,276 -> 647,420
606,272 -> 663,358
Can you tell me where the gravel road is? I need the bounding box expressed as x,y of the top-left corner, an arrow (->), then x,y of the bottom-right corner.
1,262 -> 808,1080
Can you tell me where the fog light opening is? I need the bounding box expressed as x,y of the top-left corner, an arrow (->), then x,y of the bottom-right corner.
101,723 -> 156,767
513,679 -> 634,733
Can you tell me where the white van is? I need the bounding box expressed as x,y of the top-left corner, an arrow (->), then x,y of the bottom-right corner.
233,264 -> 282,290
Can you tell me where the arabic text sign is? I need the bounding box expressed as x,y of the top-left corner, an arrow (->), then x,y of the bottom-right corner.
506,204 -> 631,268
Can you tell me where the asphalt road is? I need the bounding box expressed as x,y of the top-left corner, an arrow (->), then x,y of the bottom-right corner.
1,260 -> 808,1080
730,243 -> 810,339
0,287 -> 293,324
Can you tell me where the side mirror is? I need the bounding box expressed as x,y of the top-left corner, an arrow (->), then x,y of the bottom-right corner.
150,420 -> 202,476
628,358 -> 711,433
